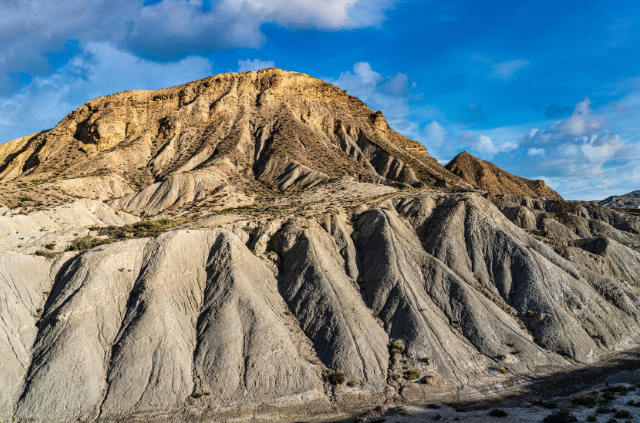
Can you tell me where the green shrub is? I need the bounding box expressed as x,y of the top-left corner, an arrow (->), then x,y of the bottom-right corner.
330,371 -> 346,385
614,410 -> 631,418
67,236 -> 114,251
19,196 -> 33,202
572,393 -> 600,407
403,370 -> 420,380
35,250 -> 56,259
389,341 -> 405,354
44,242 -> 56,250
96,217 -> 196,241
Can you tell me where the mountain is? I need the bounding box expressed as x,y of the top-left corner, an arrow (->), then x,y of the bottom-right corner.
445,151 -> 563,201
598,190 -> 640,208
1,70 -> 640,423
0,68 -> 470,213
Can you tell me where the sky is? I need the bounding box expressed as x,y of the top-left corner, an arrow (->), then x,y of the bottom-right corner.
1,0 -> 639,200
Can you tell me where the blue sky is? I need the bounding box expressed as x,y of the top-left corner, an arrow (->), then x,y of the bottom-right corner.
1,0 -> 639,200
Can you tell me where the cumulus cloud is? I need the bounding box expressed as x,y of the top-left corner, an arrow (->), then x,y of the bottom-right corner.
330,61 -> 413,131
237,58 -> 275,72
423,121 -> 446,145
0,0 -> 396,93
0,43 -> 213,143
489,59 -> 529,79
455,131 -> 516,159
512,97 -> 640,193
521,98 -> 608,149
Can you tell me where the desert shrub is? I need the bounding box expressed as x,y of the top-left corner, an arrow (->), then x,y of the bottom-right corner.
403,370 -> 420,380
586,415 -> 597,422
97,217 -> 195,241
614,410 -> 631,418
19,196 -> 33,201
330,371 -> 346,385
67,236 -> 114,251
388,341 -> 405,355
44,242 -> 56,250
419,357 -> 430,365
572,393 -> 600,407
488,408 -> 508,417
596,406 -> 613,414
35,250 -> 56,259
543,409 -> 578,423
492,367 -> 508,374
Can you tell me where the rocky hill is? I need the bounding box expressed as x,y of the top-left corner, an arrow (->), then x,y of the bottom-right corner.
445,151 -> 563,201
598,190 -> 640,208
1,70 -> 640,423
0,68 -> 470,213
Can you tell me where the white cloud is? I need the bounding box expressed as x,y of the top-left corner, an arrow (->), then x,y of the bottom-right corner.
0,42 -> 213,143
527,148 -> 545,156
0,0 -> 397,93
330,61 -> 412,131
489,59 -> 529,80
423,121 -> 446,145
237,58 -> 275,72
453,131 -> 518,159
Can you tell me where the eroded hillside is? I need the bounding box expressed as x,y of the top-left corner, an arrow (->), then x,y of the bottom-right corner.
1,69 -> 639,423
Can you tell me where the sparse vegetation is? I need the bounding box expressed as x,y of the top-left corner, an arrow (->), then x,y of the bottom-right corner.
35,250 -> 56,259
67,236 -> 115,251
388,341 -> 405,355
403,370 -> 420,380
572,393 -> 600,407
44,242 -> 56,250
543,409 -> 578,423
330,371 -> 346,385
96,217 -> 197,240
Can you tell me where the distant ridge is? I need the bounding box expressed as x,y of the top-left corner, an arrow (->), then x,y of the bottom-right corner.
445,151 -> 563,201
598,190 -> 640,208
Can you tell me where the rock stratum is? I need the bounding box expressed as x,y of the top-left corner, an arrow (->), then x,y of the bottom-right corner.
1,69 -> 640,423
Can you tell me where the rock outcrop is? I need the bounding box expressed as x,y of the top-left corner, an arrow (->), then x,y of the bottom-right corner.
445,151 -> 563,201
